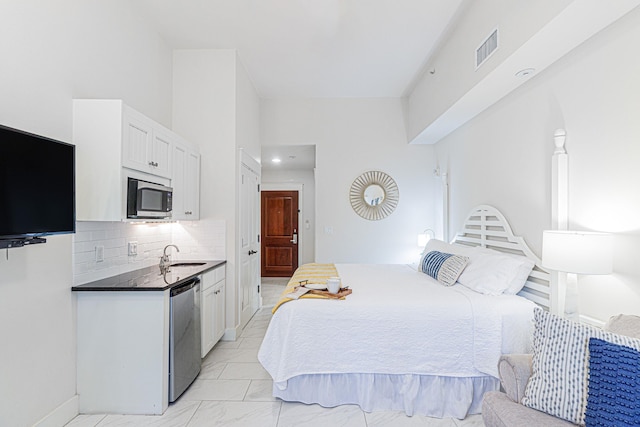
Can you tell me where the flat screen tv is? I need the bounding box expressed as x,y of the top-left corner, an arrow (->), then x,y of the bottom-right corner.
0,124 -> 75,249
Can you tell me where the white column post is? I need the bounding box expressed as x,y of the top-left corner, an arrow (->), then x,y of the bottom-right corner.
551,129 -> 569,316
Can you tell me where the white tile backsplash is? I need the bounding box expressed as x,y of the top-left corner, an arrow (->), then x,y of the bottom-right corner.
73,219 -> 226,285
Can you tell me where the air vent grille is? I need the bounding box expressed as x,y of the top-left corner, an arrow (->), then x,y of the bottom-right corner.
476,28 -> 498,68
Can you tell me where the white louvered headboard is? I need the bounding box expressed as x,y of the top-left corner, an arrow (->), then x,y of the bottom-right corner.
452,205 -> 551,311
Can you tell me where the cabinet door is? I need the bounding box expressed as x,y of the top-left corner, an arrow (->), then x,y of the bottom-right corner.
150,128 -> 173,178
122,111 -> 153,173
213,281 -> 225,343
172,142 -> 200,220
171,144 -> 187,220
185,151 -> 200,219
201,285 -> 216,358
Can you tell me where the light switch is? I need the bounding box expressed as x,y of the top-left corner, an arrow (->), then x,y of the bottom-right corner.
128,241 -> 138,256
95,245 -> 104,263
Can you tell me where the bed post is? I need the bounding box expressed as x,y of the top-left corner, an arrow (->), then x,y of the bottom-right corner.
434,167 -> 449,240
551,129 -> 568,316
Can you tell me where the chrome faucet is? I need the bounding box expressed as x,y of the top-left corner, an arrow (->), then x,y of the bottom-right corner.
160,244 -> 180,274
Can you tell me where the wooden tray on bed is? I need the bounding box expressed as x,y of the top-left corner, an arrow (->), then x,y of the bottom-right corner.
306,288 -> 352,299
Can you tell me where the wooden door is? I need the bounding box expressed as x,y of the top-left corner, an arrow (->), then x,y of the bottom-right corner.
261,191 -> 299,277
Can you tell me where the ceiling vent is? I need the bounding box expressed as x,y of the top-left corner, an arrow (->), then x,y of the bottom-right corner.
476,28 -> 498,69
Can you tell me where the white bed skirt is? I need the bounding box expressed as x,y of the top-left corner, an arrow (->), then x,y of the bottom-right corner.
272,373 -> 500,419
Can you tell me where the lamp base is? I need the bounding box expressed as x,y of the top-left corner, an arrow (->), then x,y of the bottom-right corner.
564,272 -> 579,321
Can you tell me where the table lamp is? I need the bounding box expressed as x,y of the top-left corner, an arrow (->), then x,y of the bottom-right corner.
417,229 -> 435,250
542,230 -> 613,320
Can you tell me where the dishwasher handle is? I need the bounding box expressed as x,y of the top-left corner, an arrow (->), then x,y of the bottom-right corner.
170,278 -> 200,297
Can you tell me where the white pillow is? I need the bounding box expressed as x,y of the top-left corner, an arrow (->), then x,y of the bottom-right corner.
457,247 -> 534,295
422,239 -> 475,257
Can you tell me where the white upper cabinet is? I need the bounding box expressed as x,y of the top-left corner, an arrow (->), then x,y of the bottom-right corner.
73,99 -> 198,221
122,107 -> 172,178
171,138 -> 200,220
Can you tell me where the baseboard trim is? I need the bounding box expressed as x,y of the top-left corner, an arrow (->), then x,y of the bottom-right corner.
222,326 -> 240,341
33,395 -> 78,427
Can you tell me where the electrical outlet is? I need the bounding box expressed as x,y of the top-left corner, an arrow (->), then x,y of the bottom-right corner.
95,245 -> 104,263
128,241 -> 138,256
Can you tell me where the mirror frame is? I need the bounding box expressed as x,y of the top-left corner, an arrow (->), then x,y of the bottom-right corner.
349,170 -> 399,221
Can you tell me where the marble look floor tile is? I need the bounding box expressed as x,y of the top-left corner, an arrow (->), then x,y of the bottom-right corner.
179,379 -> 250,401
365,411 -> 458,427
239,326 -> 269,338
238,337 -> 264,349
198,360 -> 226,379
243,380 -> 277,402
247,318 -> 271,328
95,400 -> 200,426
205,347 -> 260,363
211,339 -> 242,350
219,362 -> 271,380
453,414 -> 485,426
277,402 -> 367,427
65,414 -> 107,427
186,401 -> 281,427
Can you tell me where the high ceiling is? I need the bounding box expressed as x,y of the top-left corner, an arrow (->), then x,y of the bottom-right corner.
133,0 -> 465,99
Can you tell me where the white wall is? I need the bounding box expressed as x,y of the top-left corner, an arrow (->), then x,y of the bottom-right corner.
407,0 -> 572,141
261,98 -> 436,264
262,169 -> 316,265
433,7 -> 640,322
173,49 -> 261,336
0,1 -> 173,426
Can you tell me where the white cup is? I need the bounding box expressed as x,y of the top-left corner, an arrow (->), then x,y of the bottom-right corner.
326,277 -> 341,294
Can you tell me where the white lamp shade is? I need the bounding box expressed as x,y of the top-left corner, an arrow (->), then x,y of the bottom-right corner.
542,230 -> 613,275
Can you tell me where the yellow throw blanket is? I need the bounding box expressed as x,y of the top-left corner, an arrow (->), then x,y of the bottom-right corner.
272,263 -> 344,313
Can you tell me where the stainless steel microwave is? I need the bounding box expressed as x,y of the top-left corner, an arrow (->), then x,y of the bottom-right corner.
126,177 -> 173,219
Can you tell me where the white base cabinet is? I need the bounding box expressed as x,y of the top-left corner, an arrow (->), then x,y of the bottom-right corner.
201,265 -> 226,357
76,291 -> 170,415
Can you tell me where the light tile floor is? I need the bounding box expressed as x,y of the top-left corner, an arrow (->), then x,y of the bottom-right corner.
66,279 -> 485,427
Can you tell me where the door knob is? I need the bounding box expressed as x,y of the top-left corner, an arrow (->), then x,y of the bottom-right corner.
290,228 -> 298,244
248,250 -> 257,255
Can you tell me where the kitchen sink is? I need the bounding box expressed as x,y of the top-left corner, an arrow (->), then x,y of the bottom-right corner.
170,262 -> 206,267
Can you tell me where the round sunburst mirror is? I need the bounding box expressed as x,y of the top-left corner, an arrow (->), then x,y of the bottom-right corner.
349,170 -> 399,221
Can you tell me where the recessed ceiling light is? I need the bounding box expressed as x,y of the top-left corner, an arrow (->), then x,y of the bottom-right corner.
515,68 -> 536,78
272,157 -> 281,163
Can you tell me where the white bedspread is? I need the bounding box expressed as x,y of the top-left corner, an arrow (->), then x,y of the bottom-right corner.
258,264 -> 535,386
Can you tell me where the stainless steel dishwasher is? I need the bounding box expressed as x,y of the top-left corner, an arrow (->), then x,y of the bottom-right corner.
169,277 -> 201,402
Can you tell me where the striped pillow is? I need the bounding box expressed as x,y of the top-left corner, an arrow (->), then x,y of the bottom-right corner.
419,251 -> 469,286
522,309 -> 640,425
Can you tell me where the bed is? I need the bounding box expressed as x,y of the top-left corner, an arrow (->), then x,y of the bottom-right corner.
257,205 -> 551,418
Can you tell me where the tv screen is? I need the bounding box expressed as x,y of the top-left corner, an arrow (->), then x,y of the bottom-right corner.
0,124 -> 75,241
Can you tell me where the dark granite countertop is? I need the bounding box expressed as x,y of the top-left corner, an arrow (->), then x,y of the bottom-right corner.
71,260 -> 226,292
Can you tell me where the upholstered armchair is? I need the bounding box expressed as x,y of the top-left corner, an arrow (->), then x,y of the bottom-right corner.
482,314 -> 640,427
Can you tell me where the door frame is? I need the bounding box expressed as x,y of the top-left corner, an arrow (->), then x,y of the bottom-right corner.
261,182 -> 304,270
237,150 -> 261,331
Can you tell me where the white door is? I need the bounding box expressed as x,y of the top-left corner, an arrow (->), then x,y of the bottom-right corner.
239,158 -> 261,329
